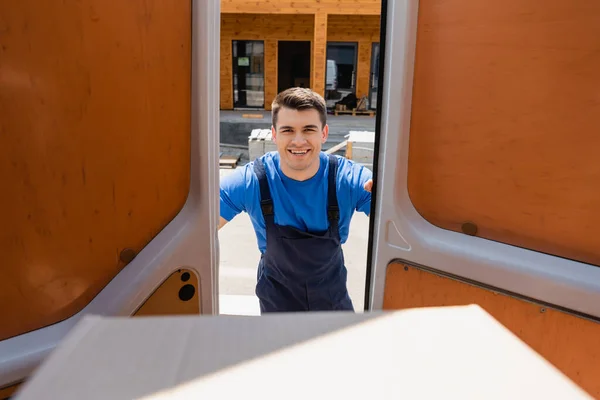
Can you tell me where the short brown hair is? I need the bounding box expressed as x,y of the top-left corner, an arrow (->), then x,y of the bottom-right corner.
271,87 -> 327,128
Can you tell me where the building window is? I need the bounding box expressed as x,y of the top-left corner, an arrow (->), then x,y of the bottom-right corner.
232,40 -> 265,108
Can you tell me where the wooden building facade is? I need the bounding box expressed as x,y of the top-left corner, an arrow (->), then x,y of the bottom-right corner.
220,0 -> 382,110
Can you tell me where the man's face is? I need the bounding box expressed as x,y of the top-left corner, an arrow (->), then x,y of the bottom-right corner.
272,107 -> 328,173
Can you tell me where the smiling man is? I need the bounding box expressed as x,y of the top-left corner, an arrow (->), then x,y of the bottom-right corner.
219,87 -> 373,313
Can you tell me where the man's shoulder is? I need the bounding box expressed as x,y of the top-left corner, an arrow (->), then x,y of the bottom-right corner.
220,160 -> 259,190
221,152 -> 280,187
323,153 -> 353,172
332,154 -> 372,179
250,151 -> 278,171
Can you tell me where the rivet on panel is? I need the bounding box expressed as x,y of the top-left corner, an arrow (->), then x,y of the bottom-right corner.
461,222 -> 478,236
404,266 -> 409,271
120,248 -> 137,264
540,307 -> 546,313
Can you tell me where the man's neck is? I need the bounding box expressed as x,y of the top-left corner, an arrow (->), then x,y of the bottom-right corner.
279,153 -> 322,182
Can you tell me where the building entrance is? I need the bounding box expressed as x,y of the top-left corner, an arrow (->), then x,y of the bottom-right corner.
277,41 -> 311,93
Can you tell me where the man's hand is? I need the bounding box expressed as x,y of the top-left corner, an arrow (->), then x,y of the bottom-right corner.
364,179 -> 373,193
218,216 -> 229,230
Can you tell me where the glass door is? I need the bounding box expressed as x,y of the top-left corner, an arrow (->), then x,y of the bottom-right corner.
232,40 -> 264,108
324,42 -> 358,108
369,43 -> 380,110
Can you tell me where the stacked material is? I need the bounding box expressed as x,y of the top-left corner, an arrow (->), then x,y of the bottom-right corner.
248,129 -> 277,160
346,130 -> 375,169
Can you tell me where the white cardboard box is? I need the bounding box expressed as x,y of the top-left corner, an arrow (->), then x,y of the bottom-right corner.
14,305 -> 591,399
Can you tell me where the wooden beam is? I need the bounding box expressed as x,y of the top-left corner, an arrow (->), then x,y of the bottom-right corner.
220,33 -> 234,109
221,0 -> 381,15
311,13 -> 327,97
356,40 -> 373,98
265,39 -> 278,110
325,140 -> 348,154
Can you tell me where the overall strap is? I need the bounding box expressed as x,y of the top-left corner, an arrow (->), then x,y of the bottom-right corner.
327,154 -> 340,223
253,158 -> 274,218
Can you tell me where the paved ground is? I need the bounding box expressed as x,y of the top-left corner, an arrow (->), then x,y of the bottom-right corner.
220,110 -> 375,139
218,166 -> 371,315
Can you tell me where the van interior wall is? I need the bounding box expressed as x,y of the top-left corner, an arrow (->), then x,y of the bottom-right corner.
0,0 -> 191,341
383,0 -> 600,397
407,0 -> 600,267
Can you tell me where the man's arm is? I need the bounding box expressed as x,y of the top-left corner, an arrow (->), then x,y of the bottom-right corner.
219,166 -> 252,229
352,163 -> 373,216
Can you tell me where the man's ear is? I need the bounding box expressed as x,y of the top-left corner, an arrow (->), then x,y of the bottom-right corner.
321,124 -> 329,144
271,125 -> 277,143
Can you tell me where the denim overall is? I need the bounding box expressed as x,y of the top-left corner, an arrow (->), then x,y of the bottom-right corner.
253,154 -> 354,313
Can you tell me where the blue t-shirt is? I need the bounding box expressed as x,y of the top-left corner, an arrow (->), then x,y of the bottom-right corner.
220,151 -> 372,253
